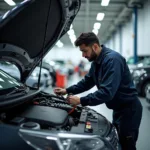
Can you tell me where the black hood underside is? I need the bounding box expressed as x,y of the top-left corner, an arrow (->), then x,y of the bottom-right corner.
0,0 -> 80,82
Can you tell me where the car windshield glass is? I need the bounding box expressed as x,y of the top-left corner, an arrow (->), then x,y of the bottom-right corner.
137,57 -> 150,67
127,56 -> 150,64
127,57 -> 134,64
0,69 -> 22,91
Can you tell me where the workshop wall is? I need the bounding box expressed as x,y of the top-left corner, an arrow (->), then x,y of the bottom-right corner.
45,46 -> 85,65
106,0 -> 150,58
138,0 -> 150,55
46,0 -> 150,64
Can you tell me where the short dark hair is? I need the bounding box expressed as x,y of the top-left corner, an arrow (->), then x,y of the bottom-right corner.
74,32 -> 100,47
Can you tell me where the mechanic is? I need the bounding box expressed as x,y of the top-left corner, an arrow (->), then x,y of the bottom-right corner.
54,32 -> 142,150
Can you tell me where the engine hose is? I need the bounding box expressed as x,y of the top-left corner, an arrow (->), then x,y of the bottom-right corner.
68,105 -> 76,114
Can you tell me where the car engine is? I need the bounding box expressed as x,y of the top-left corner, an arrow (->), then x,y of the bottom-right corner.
0,92 -> 119,150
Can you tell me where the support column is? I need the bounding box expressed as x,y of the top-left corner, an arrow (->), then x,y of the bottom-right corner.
133,6 -> 138,64
84,0 -> 90,32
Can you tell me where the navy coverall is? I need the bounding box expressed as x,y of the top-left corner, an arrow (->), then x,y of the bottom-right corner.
66,45 -> 142,150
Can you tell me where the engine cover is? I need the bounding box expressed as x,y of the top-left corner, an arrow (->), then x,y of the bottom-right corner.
19,105 -> 68,126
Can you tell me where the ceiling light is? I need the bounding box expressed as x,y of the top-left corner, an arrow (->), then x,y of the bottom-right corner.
56,40 -> 63,48
4,0 -> 16,6
70,37 -> 76,43
96,13 -> 105,21
94,23 -> 101,30
67,29 -> 75,36
57,43 -> 63,48
101,0 -> 110,6
69,34 -> 76,39
92,29 -> 99,35
70,24 -> 73,29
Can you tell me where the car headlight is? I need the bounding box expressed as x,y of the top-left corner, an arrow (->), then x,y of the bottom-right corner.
19,129 -> 107,150
59,134 -> 105,150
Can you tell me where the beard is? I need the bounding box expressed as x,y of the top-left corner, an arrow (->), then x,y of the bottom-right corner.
87,49 -> 97,62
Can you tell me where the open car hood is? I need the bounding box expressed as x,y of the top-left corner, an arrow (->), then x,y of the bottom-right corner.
0,0 -> 80,82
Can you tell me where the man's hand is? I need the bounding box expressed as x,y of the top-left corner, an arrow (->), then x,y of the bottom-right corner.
67,95 -> 80,106
54,87 -> 67,95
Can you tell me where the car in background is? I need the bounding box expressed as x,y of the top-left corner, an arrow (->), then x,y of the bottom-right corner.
127,55 -> 150,72
146,86 -> 150,104
0,1 -> 120,150
0,61 -> 20,80
40,61 -> 56,87
132,58 -> 150,96
129,56 -> 150,73
26,66 -> 52,89
0,62 -> 52,90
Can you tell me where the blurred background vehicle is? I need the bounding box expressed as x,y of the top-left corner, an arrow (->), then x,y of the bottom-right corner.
146,86 -> 150,104
132,58 -> 150,96
39,61 -> 56,87
0,61 -> 52,90
127,55 -> 150,71
26,66 -> 52,89
0,61 -> 20,80
129,57 -> 150,73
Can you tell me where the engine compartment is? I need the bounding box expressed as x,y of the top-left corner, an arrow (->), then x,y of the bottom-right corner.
0,92 -> 111,137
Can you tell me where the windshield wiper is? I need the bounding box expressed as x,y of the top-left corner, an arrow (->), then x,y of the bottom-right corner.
6,86 -> 28,97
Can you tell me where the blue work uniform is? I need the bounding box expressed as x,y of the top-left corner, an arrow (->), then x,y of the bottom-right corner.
66,45 -> 142,150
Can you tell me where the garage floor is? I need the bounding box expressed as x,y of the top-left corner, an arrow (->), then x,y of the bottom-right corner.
47,73 -> 150,150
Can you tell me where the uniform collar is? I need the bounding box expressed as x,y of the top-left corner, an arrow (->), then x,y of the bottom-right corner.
95,45 -> 105,64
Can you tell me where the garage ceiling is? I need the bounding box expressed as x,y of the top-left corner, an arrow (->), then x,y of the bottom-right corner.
0,0 -> 146,48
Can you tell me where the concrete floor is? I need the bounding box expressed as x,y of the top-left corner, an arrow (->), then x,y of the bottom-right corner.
46,73 -> 150,150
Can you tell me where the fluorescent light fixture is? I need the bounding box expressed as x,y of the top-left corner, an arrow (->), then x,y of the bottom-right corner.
56,40 -> 63,48
93,23 -> 101,30
96,13 -> 105,21
70,38 -> 76,44
69,34 -> 76,39
49,61 -> 55,66
70,24 -> 73,29
101,0 -> 110,6
46,137 -> 57,140
68,31 -> 76,45
67,29 -> 75,36
92,29 -> 99,35
57,42 -> 63,48
70,34 -> 76,39
4,0 -> 16,6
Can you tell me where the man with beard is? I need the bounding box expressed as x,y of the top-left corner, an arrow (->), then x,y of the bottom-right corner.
54,32 -> 142,150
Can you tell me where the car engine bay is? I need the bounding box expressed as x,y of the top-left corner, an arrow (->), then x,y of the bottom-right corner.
0,92 -> 118,149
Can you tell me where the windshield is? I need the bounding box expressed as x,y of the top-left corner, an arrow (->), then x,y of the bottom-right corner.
127,57 -> 134,64
127,56 -> 150,64
0,69 -> 22,91
137,57 -> 150,67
